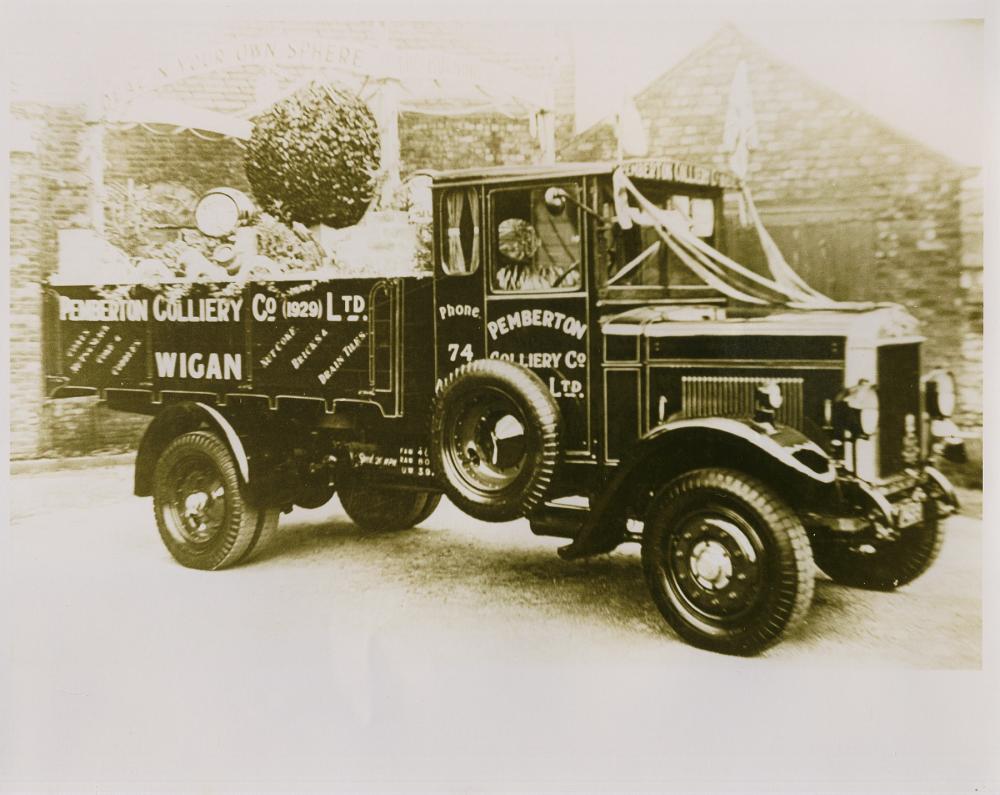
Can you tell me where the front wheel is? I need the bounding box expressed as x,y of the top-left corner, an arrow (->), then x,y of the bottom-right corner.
338,482 -> 441,531
641,468 -> 815,656
153,430 -> 279,570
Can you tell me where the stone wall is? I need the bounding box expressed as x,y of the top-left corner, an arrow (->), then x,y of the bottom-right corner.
957,174 -> 983,428
564,25 -> 982,431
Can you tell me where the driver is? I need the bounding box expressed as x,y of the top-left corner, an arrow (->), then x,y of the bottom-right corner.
494,203 -> 581,292
495,252 -> 581,291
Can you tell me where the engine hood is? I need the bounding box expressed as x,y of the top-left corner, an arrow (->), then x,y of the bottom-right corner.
600,303 -> 923,348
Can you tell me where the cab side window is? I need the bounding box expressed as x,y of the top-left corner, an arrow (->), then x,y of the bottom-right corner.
440,188 -> 480,275
491,185 -> 582,293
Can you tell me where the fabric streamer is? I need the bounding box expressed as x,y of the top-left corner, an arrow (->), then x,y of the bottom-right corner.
611,168 -> 881,311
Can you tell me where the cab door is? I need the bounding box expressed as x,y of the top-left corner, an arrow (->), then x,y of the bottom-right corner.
433,184 -> 487,387
483,181 -> 591,455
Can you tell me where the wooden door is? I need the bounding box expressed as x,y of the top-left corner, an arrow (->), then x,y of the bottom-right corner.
725,209 -> 878,302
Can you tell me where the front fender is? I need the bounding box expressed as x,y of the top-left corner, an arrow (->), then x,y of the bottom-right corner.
557,417 -> 835,560
644,417 -> 835,484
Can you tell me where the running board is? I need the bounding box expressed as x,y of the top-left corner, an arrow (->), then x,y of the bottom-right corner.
529,498 -> 589,539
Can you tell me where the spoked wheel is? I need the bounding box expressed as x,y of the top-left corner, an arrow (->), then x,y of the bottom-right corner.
642,468 -> 815,656
431,359 -> 560,522
338,482 -> 441,531
153,431 -> 278,570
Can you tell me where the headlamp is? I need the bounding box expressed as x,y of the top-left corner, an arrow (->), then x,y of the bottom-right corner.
753,381 -> 783,424
835,380 -> 880,438
924,370 -> 956,419
756,381 -> 784,411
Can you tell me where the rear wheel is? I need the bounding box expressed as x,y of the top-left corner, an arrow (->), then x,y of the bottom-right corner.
153,431 -> 279,570
641,468 -> 815,655
812,501 -> 942,590
338,482 -> 441,531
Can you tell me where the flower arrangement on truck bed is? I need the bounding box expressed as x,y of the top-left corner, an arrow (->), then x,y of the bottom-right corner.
54,82 -> 433,291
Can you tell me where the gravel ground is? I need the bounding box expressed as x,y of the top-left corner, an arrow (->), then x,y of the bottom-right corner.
0,460 -> 989,790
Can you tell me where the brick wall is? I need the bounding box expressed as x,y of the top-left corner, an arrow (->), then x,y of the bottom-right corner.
564,25 -> 981,430
101,112 -> 539,207
9,103 -> 153,459
400,113 -> 536,172
104,127 -> 250,196
9,109 -> 48,459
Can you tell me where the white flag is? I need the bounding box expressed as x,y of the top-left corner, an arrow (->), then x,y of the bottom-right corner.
616,94 -> 648,158
723,61 -> 759,181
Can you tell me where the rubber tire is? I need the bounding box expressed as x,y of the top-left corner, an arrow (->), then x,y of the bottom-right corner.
339,483 -> 441,531
812,501 -> 943,591
238,506 -> 281,564
153,430 -> 278,570
430,359 -> 561,523
641,468 -> 815,656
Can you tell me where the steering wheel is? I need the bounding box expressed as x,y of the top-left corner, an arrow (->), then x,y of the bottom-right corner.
550,260 -> 580,289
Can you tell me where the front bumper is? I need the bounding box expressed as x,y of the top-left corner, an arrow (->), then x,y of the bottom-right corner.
806,464 -> 959,534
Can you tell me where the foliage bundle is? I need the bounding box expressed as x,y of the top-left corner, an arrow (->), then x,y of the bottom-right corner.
244,83 -> 382,229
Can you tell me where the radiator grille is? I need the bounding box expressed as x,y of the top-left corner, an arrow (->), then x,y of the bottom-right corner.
681,376 -> 804,428
877,343 -> 921,477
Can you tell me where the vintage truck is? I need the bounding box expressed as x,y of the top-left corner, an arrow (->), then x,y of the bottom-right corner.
44,158 -> 962,655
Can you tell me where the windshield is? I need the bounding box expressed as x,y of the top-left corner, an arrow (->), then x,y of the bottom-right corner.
596,179 -> 718,297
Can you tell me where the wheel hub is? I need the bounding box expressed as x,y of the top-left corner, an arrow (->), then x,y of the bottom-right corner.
183,491 -> 210,521
448,390 -> 527,493
667,512 -> 762,621
172,466 -> 225,544
690,539 -> 733,590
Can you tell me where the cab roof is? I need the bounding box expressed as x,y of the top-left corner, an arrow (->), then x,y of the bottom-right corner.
424,158 -> 740,189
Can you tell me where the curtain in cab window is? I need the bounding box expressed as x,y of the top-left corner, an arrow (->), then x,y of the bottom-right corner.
443,188 -> 480,275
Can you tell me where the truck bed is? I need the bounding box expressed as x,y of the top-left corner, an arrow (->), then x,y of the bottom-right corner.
44,276 -> 436,423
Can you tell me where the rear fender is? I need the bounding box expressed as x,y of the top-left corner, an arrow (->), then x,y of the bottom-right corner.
134,402 -> 249,497
558,417 -> 835,560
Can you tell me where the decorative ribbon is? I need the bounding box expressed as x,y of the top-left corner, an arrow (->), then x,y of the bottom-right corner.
612,168 -> 844,309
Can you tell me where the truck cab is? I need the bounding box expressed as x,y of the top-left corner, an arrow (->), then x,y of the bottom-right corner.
431,160 -> 733,466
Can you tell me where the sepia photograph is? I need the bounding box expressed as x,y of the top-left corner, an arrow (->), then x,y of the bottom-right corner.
2,0 -> 996,791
